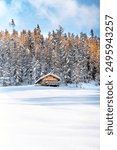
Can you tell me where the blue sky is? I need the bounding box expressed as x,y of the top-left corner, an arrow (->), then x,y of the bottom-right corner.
0,0 -> 100,36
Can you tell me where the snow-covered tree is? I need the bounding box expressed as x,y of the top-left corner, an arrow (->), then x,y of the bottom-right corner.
0,26 -> 100,86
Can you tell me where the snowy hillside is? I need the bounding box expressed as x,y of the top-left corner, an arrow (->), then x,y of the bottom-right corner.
0,85 -> 99,150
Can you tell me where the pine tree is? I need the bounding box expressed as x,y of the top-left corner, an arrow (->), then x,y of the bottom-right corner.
0,26 -> 100,86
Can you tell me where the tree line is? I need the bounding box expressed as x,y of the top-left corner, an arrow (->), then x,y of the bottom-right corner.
0,25 -> 100,86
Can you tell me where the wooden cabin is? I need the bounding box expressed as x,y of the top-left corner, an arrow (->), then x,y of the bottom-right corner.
35,73 -> 61,86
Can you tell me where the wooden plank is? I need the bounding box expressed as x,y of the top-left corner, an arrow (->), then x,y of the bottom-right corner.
43,76 -> 58,81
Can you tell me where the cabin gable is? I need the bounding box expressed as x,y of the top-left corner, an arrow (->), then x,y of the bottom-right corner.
35,73 -> 61,86
43,75 -> 59,81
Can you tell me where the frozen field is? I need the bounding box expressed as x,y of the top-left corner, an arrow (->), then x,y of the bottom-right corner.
0,85 -> 100,150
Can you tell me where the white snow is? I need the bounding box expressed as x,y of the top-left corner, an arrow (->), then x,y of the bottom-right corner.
0,85 -> 100,150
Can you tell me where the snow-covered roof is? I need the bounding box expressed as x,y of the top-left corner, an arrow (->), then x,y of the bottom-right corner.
35,73 -> 61,84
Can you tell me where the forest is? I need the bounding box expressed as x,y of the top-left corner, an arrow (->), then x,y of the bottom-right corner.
0,25 -> 100,86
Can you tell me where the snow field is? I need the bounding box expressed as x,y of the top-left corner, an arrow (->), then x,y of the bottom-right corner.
0,85 -> 99,150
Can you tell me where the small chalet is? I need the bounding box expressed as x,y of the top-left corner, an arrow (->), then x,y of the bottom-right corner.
35,73 -> 61,86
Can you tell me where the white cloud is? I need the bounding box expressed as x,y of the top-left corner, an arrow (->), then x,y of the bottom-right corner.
0,0 -> 99,34
10,0 -> 24,13
28,0 -> 100,31
0,0 -> 23,31
75,4 -> 100,29
0,1 -> 8,18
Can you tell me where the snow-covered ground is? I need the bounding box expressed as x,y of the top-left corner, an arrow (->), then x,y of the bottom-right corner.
0,85 -> 100,150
